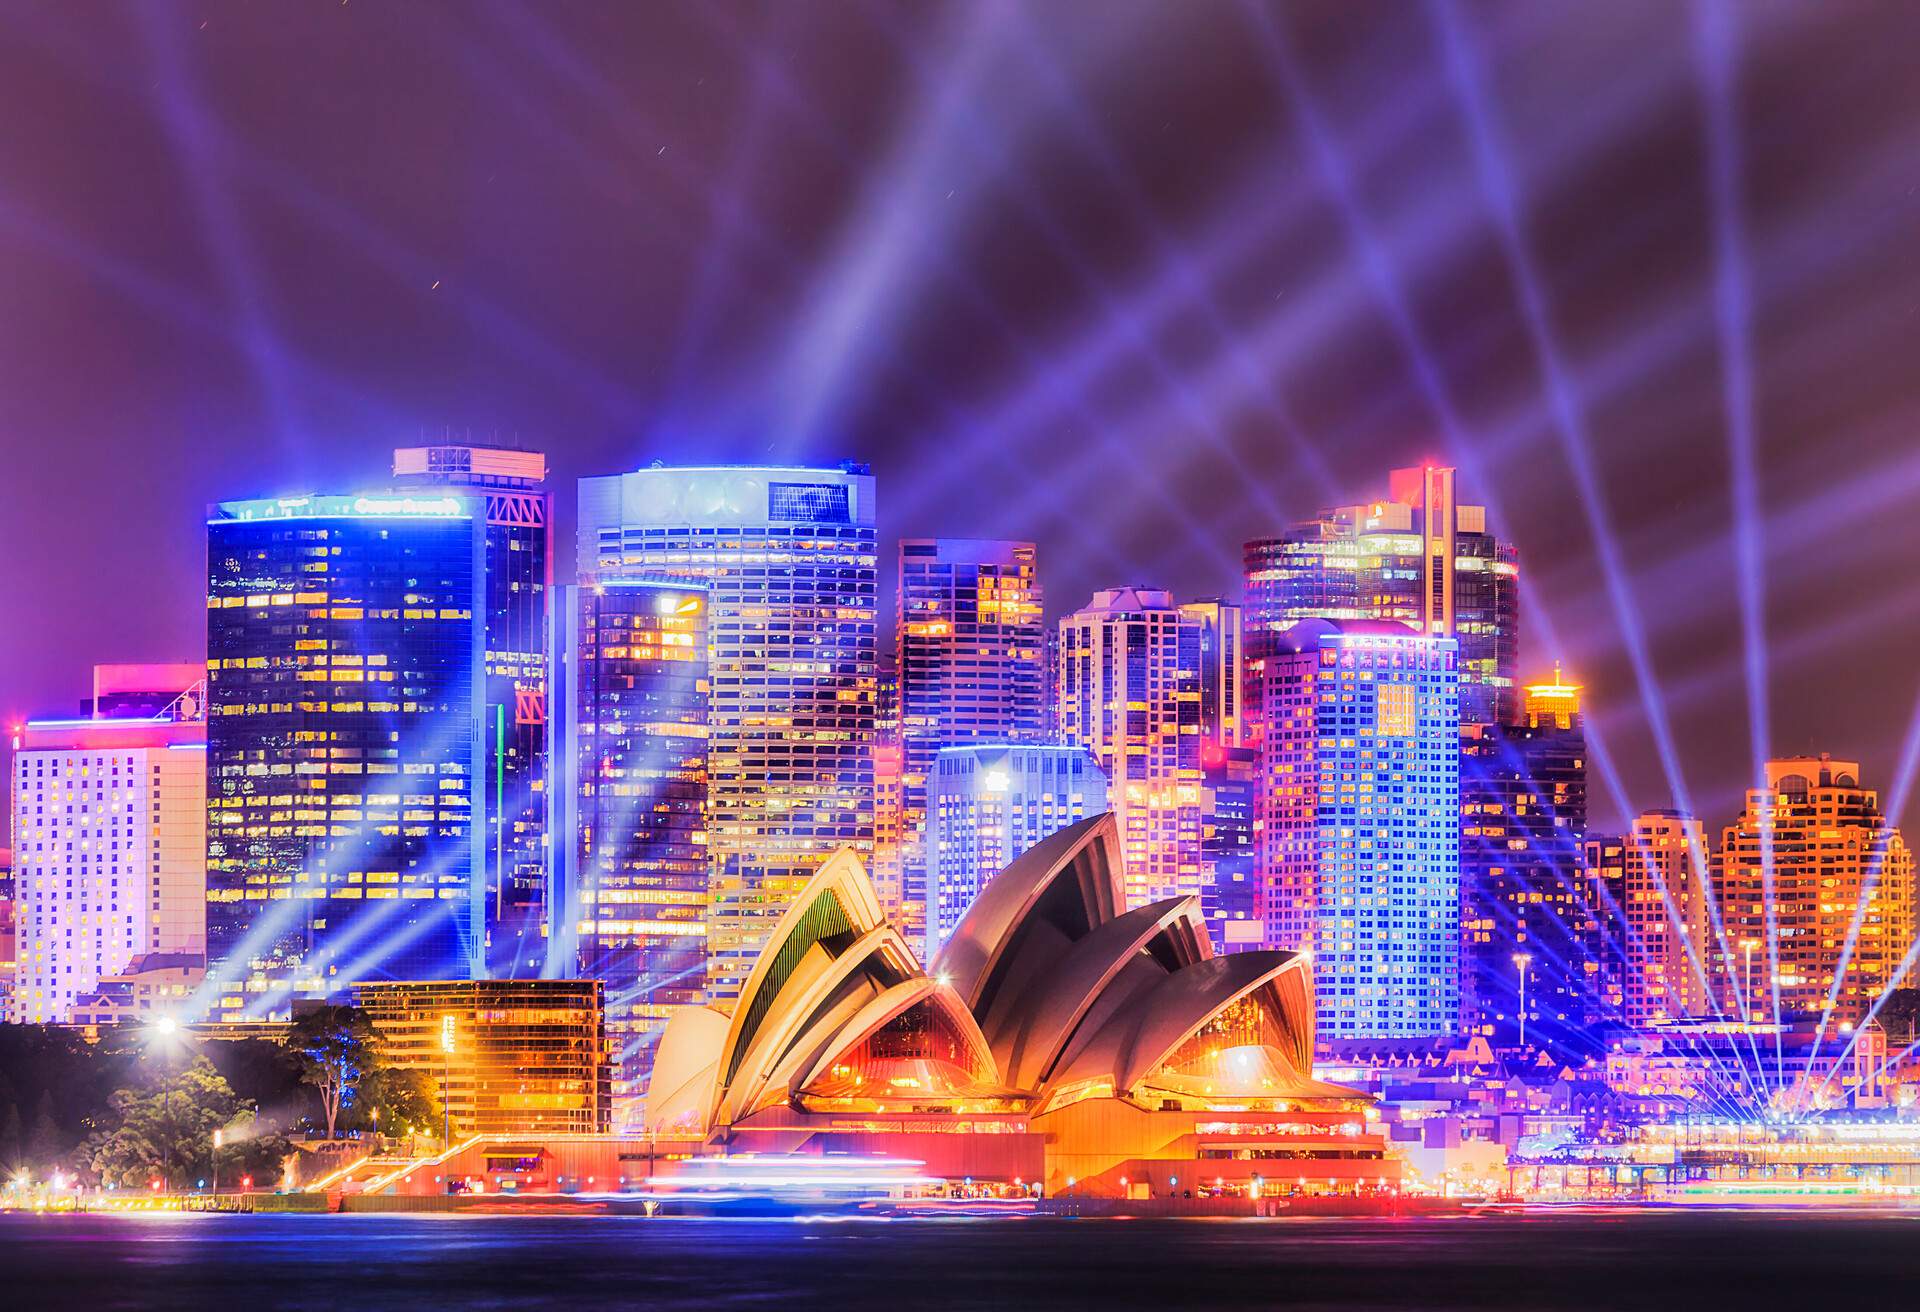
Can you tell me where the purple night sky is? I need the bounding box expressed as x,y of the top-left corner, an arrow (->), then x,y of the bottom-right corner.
3,1 -> 1919,843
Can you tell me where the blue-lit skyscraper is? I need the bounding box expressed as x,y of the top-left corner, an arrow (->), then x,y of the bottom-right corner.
205,494 -> 487,1016
392,445 -> 552,979
895,539 -> 1046,945
551,579 -> 708,1122
1252,621 -> 1460,1039
1460,672 -> 1591,1054
575,464 -> 877,1003
926,744 -> 1107,954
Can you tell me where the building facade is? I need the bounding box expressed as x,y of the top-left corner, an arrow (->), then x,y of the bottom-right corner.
1179,599 -> 1245,747
1307,624 -> 1462,1040
1247,622 -> 1462,1039
1582,835 -> 1629,1031
206,494 -> 487,1016
1623,810 -> 1712,1027
9,665 -> 207,1024
1243,466 -> 1518,724
576,464 -> 878,1003
1199,742 -> 1261,954
392,445 -> 552,978
925,743 -> 1108,953
551,579 -> 710,1123
1715,756 -> 1915,1027
894,539 -> 1046,946
351,979 -> 612,1138
1055,588 -> 1203,908
1459,671 -> 1591,1054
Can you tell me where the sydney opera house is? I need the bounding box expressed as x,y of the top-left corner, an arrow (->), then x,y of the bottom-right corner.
635,815 -> 1398,1198
351,816 -> 1398,1200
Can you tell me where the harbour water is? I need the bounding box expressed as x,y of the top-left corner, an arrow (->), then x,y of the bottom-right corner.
4,1209 -> 1919,1310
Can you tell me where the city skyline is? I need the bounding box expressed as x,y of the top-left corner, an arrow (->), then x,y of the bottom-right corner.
4,1 -> 1920,852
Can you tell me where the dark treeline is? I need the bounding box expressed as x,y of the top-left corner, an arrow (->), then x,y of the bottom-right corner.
0,1010 -> 436,1187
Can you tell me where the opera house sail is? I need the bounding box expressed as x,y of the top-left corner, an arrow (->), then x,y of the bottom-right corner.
644,814 -> 1400,1198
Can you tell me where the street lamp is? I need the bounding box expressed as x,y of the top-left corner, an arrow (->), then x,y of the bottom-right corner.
212,1129 -> 223,1198
1513,954 -> 1534,1051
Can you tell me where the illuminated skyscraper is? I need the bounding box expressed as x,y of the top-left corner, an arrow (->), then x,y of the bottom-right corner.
895,539 -> 1046,944
1623,810 -> 1711,1027
10,665 -> 207,1024
1181,600 -> 1256,952
1245,626 -> 1321,954
392,445 -> 551,978
1460,670 -> 1591,1053
1582,834 -> 1629,1030
1179,599 -> 1245,747
871,739 -> 905,921
926,743 -> 1107,953
1716,756 -> 1915,1027
1249,620 -> 1461,1039
576,464 -> 878,1003
1198,741 -> 1261,954
550,580 -> 708,1120
1056,588 -> 1203,908
1243,466 -> 1517,723
206,494 -> 487,1015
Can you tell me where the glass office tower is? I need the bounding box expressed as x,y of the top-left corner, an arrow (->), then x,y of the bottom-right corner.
205,494 -> 486,1016
1056,588 -> 1204,909
551,579 -> 709,1122
1460,672 -> 1592,1054
392,445 -> 551,978
1244,466 -> 1517,724
895,539 -> 1046,945
575,464 -> 877,1003
926,743 -> 1107,954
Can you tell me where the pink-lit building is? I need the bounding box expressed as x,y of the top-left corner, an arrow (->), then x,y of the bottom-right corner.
8,663 -> 206,1023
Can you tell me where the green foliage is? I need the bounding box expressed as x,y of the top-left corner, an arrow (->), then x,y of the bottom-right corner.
287,1006 -> 382,1138
0,1024 -> 135,1173
83,1056 -> 291,1190
347,1065 -> 438,1137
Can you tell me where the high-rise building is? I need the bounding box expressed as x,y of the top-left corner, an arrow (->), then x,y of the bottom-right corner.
925,744 -> 1107,953
1249,620 -> 1461,1039
1460,670 -> 1591,1053
1198,741 -> 1261,954
1182,600 -> 1255,953
1245,627 -> 1321,954
1716,756 -> 1915,1027
551,580 -> 709,1121
1055,588 -> 1203,908
1243,466 -> 1518,723
1179,599 -> 1245,747
392,445 -> 552,978
576,464 -> 878,1003
206,494 -> 487,1015
894,539 -> 1046,946
1582,834 -> 1629,1031
871,739 -> 906,922
10,665 -> 206,1024
1623,810 -> 1712,1027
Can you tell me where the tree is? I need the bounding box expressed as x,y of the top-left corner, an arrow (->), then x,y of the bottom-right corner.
0,1101 -> 21,1170
85,1058 -> 238,1190
349,1066 -> 438,1138
25,1089 -> 63,1169
287,1006 -> 380,1139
